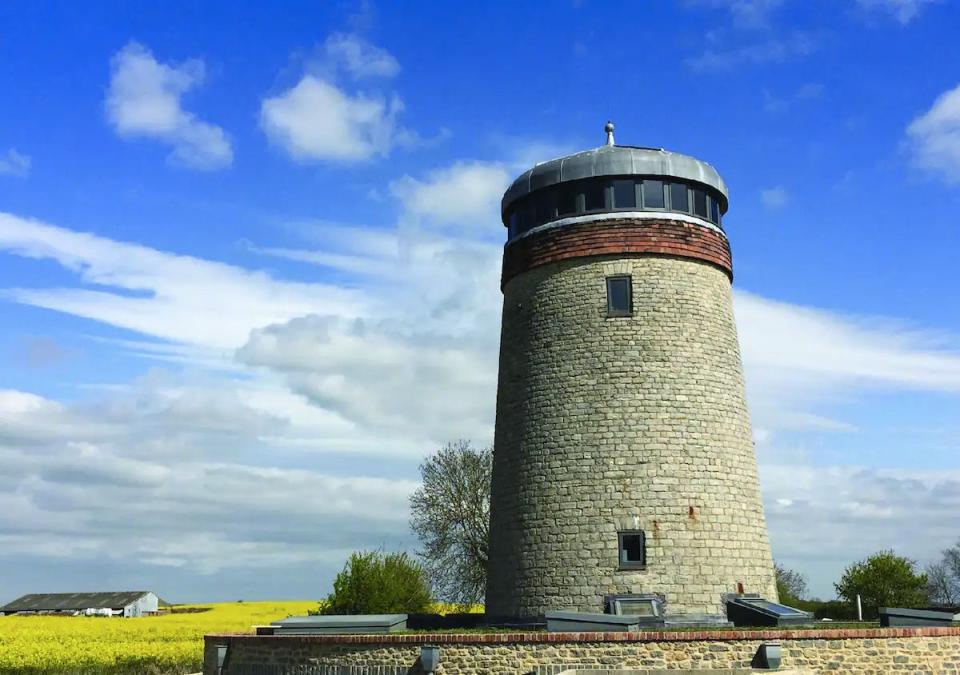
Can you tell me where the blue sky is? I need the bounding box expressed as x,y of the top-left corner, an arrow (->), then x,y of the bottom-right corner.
1,0 -> 959,603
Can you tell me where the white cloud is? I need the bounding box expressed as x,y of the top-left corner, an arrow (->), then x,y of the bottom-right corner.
856,0 -> 938,24
5,206 -> 960,446
3,161 -> 960,598
0,383 -> 417,574
389,161 -> 511,227
735,290 -> 960,433
323,32 -> 400,79
260,76 -> 407,162
0,149 -> 30,177
240,217 -> 503,444
105,42 -> 232,170
260,34 -> 418,163
738,290 -> 960,392
761,462 -> 960,597
760,186 -> 789,209
906,82 -> 960,183
239,316 -> 497,443
0,212 -> 364,349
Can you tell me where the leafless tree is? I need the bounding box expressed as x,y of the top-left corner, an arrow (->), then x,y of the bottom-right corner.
774,562 -> 808,602
927,540 -> 960,606
409,440 -> 492,605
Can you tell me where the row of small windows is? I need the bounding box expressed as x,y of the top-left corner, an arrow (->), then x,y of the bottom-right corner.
506,177 -> 724,239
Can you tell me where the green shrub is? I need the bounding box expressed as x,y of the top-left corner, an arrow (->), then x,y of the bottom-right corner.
322,551 -> 433,615
835,550 -> 928,620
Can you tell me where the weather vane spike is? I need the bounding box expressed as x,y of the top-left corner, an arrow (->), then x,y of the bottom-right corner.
604,120 -> 615,146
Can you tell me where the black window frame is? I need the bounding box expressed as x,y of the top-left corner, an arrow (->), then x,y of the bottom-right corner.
606,275 -> 633,318
618,530 -> 646,570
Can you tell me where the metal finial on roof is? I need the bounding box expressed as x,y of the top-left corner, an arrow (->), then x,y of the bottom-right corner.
604,120 -> 615,146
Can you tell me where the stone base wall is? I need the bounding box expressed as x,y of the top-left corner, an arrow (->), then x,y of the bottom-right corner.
205,628 -> 960,675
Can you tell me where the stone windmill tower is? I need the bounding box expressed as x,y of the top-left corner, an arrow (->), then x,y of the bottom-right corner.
485,123 -> 778,617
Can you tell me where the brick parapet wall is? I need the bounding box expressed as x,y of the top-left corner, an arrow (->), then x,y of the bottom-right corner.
207,626 -> 960,644
501,218 -> 732,288
204,629 -> 960,674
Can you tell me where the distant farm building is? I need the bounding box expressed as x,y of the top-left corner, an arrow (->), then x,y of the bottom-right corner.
0,591 -> 160,617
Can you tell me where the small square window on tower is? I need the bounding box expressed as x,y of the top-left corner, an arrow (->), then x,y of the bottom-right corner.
606,275 -> 632,317
618,530 -> 646,569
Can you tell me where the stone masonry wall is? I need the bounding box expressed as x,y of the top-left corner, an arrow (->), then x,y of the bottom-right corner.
486,248 -> 777,617
205,629 -> 960,675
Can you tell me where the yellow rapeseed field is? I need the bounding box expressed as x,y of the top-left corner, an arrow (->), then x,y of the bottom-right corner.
0,600 -> 316,675
0,601 -> 482,675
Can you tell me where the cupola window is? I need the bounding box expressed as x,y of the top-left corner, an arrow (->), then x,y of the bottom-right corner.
642,180 -> 665,208
613,179 -> 636,209
670,182 -> 689,212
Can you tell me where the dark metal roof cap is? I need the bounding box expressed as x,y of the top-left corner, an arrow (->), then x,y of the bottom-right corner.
502,144 -> 729,214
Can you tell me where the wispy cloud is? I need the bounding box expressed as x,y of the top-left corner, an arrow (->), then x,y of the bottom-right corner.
684,0 -> 823,71
688,0 -> 786,29
687,30 -> 821,70
763,82 -> 825,113
105,42 -> 232,170
0,212 -> 363,349
736,290 -> 960,435
760,186 -> 789,209
0,149 -> 31,178
855,0 -> 938,24
322,32 -> 400,79
906,81 -> 960,184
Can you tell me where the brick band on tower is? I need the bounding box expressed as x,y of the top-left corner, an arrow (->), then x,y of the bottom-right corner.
501,217 -> 733,288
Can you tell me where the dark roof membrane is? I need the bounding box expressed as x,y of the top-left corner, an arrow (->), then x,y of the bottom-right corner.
1,591 -> 152,611
502,145 -> 728,215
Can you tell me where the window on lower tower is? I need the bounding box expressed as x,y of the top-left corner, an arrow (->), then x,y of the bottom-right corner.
618,530 -> 646,569
606,275 -> 633,317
